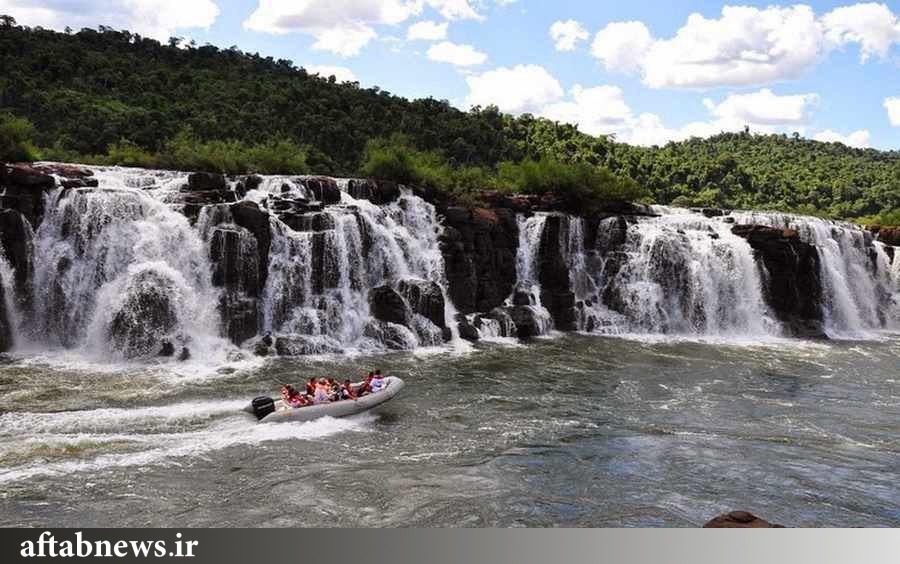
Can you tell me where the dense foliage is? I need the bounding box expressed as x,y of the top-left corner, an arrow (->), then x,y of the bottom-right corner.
1,20 -> 898,222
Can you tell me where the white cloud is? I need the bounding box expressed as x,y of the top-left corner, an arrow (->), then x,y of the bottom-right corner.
425,0 -> 482,21
702,89 -> 817,126
822,2 -> 900,62
541,85 -> 632,135
591,21 -> 653,72
885,96 -> 900,126
466,65 -> 563,113
0,0 -> 219,41
590,3 -> 900,89
549,19 -> 589,52
304,65 -> 358,82
407,20 -> 447,40
244,0 -> 424,56
427,41 -> 486,66
813,129 -> 871,148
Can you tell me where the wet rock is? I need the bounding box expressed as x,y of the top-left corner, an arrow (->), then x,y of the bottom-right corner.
347,179 -> 400,205
397,278 -> 446,328
867,225 -> 900,247
440,205 -> 518,315
280,210 -> 335,233
220,295 -> 260,346
158,340 -> 175,357
178,347 -> 191,361
274,335 -> 343,356
505,306 -> 541,339
363,320 -> 416,350
0,270 -> 12,352
1,163 -> 57,226
1,163 -> 56,189
591,215 -> 629,255
60,177 -> 99,189
538,214 -> 576,331
234,175 -> 262,199
230,201 -> 272,295
456,314 -> 480,342
299,177 -> 341,206
732,224 -> 824,338
511,287 -> 534,306
186,172 -> 227,192
369,286 -> 408,326
0,209 -> 33,300
703,511 -> 784,528
108,269 -> 180,359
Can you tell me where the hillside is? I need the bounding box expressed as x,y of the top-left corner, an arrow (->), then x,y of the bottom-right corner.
1,19 -> 898,222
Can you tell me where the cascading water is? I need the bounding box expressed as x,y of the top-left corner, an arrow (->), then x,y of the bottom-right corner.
732,211 -> 896,338
259,186 -> 453,353
560,208 -> 780,338
24,169 -> 231,361
509,214 -> 554,334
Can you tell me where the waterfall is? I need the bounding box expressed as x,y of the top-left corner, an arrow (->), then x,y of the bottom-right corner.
732,211 -> 896,338
25,169 -> 230,360
259,186 -> 452,352
569,209 -> 779,338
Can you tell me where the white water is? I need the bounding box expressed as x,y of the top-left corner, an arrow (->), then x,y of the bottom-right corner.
732,211 -> 896,338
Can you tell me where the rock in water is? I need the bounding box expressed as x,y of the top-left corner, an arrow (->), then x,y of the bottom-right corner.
397,278 -> 446,328
369,285 -> 408,326
0,270 -> 12,352
732,224 -> 825,338
703,511 -> 784,528
108,269 -> 180,359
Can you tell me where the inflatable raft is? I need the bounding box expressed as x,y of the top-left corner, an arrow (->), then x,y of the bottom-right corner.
244,377 -> 405,423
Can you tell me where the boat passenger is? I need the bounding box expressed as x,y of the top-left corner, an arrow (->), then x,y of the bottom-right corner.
370,371 -> 386,393
281,385 -> 308,408
358,373 -> 374,396
327,377 -> 341,400
341,379 -> 356,400
313,378 -> 331,404
305,377 -> 316,397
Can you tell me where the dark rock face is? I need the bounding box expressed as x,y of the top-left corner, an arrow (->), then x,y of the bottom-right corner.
0,209 -> 33,303
108,270 -> 180,359
298,176 -> 341,205
369,285 -> 408,326
187,172 -> 227,192
347,179 -> 400,204
0,269 -> 12,352
456,314 -> 480,342
439,206 -> 518,314
703,511 -> 784,528
538,214 -> 577,331
363,320 -> 414,350
505,305 -> 542,339
1,163 -> 61,226
274,335 -> 343,356
230,201 -> 271,293
867,225 -> 900,247
398,278 -> 446,329
732,224 -> 824,338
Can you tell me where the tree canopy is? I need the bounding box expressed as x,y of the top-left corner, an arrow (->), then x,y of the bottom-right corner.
1,20 -> 898,223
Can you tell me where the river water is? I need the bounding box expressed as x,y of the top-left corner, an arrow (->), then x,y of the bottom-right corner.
1,333 -> 897,527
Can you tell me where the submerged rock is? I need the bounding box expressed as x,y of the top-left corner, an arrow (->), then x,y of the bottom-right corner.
363,320 -> 417,350
274,335 -> 343,356
703,511 -> 784,528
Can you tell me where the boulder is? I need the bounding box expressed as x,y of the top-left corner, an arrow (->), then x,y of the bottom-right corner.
299,177 -> 341,205
274,335 -> 343,356
369,286 -> 408,326
732,225 -> 824,338
219,295 -> 260,346
0,209 -> 33,297
867,225 -> 900,247
538,214 -> 576,330
108,269 -> 180,359
186,172 -> 227,192
397,278 -> 446,328
363,320 -> 417,350
347,179 -> 401,205
279,210 -> 336,233
230,201 -> 272,295
0,164 -> 58,226
456,315 -> 480,342
505,306 -> 542,340
1,163 -> 55,189
703,511 -> 784,528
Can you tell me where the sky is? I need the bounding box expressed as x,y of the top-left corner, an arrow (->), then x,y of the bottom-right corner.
3,0 -> 900,149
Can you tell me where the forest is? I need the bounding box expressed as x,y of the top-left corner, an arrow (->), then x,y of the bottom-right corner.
1,19 -> 898,224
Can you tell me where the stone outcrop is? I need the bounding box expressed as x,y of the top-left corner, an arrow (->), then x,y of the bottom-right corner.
369,285 -> 408,326
867,225 -> 900,247
108,269 -> 181,359
347,179 -> 400,204
538,214 -> 577,331
0,269 -> 12,352
439,206 -> 518,314
397,279 -> 446,329
732,224 -> 824,338
703,511 -> 784,528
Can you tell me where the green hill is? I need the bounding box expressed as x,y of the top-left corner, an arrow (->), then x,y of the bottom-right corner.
1,19 -> 898,222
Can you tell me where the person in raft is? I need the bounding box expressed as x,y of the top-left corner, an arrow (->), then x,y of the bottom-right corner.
281,384 -> 309,408
369,370 -> 386,393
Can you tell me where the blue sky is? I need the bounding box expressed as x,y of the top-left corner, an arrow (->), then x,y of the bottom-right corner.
4,0 -> 900,148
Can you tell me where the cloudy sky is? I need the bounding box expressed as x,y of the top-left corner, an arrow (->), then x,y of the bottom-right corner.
3,0 -> 900,149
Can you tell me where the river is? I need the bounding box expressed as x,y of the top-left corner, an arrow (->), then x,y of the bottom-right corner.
1,333 -> 897,527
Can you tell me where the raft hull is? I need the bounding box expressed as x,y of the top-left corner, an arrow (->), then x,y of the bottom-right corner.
246,377 -> 405,423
